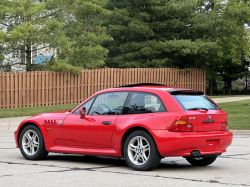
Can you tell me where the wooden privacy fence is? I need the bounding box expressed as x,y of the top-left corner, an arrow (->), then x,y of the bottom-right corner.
0,68 -> 206,109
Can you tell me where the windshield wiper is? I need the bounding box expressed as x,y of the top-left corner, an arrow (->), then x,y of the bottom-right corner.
188,107 -> 209,111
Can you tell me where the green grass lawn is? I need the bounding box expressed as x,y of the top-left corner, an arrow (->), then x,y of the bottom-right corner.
0,104 -> 78,118
218,99 -> 250,130
0,100 -> 250,130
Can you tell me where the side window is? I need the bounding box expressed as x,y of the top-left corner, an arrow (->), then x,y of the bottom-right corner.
73,97 -> 95,115
124,92 -> 167,114
88,92 -> 129,115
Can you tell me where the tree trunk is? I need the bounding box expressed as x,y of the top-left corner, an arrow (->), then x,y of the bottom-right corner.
246,73 -> 248,94
208,79 -> 217,95
209,79 -> 213,95
26,48 -> 32,72
224,79 -> 232,95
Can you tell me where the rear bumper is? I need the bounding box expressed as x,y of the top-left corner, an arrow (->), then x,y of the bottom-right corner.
150,130 -> 233,157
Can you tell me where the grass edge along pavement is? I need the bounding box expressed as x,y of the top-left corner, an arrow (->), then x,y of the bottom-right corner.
209,95 -> 250,98
0,104 -> 78,118
0,99 -> 250,130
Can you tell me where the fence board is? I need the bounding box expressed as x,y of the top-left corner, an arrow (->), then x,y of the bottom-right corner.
7,73 -> 10,108
14,73 -> 18,108
0,68 -> 205,108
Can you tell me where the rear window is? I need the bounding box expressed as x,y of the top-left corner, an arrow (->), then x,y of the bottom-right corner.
172,94 -> 220,110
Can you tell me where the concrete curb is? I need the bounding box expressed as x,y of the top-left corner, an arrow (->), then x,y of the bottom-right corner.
0,116 -> 31,131
230,130 -> 250,135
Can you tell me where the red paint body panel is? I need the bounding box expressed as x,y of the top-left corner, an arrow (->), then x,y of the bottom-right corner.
62,114 -> 117,147
150,130 -> 233,157
14,111 -> 70,147
111,112 -> 188,149
185,110 -> 227,131
14,86 -> 233,159
46,145 -> 122,158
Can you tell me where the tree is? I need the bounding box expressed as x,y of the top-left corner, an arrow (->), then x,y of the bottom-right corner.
205,0 -> 250,95
57,0 -> 113,69
0,0 -> 76,72
105,0 -> 215,68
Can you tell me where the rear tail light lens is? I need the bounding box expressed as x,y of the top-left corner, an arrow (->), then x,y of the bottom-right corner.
222,118 -> 228,131
169,120 -> 193,132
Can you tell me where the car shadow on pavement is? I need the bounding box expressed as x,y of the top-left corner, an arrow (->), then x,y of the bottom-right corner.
45,154 -> 193,170
46,154 -> 128,166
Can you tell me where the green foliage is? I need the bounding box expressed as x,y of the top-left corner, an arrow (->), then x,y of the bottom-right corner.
205,0 -> 250,94
48,59 -> 82,74
0,0 -> 76,72
105,0 -> 215,68
30,58 -> 82,75
0,30 -> 7,44
210,0 -> 250,63
57,0 -> 113,69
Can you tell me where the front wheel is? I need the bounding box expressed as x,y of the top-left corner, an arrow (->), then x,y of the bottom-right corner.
19,125 -> 48,160
185,156 -> 217,166
124,130 -> 161,171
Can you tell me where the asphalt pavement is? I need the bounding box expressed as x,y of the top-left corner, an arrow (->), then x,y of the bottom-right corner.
0,131 -> 249,187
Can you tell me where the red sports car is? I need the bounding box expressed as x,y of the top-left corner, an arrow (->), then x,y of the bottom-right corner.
14,83 -> 233,171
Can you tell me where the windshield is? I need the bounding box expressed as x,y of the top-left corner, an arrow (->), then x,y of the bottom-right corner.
172,94 -> 220,110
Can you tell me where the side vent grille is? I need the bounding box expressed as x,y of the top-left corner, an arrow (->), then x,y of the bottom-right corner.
44,120 -> 57,125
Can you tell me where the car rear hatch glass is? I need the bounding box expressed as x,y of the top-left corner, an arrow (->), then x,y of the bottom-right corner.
170,90 -> 226,132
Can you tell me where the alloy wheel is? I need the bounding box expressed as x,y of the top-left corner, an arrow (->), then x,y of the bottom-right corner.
127,136 -> 150,166
22,130 -> 39,156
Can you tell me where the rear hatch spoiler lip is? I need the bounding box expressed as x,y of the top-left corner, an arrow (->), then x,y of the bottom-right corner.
167,89 -> 204,95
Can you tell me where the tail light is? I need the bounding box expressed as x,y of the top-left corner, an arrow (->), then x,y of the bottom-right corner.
169,120 -> 193,132
222,118 -> 228,131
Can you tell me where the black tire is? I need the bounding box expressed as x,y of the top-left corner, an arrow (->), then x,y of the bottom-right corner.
185,156 -> 217,166
19,125 -> 48,160
124,130 -> 161,171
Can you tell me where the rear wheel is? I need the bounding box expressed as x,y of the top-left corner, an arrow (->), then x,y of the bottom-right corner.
185,156 -> 217,166
19,125 -> 48,160
124,130 -> 161,171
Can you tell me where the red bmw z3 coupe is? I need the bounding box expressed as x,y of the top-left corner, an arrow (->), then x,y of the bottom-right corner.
14,83 -> 233,171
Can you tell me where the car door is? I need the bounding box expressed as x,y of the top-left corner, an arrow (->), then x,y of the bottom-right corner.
63,92 -> 129,148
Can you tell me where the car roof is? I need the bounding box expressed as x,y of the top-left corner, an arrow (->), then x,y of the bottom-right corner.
116,83 -> 189,91
99,83 -> 204,95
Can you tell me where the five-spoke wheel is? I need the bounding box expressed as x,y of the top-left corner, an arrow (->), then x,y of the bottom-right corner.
124,130 -> 161,171
19,125 -> 48,160
127,136 -> 150,166
22,130 -> 39,156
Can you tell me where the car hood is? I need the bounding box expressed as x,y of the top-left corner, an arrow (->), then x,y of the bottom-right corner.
19,110 -> 71,126
32,110 -> 71,117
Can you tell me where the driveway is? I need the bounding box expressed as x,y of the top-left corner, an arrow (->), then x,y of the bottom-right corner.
212,96 -> 250,103
0,131 -> 249,187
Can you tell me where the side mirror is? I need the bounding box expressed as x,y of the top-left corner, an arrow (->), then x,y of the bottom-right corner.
79,107 -> 86,119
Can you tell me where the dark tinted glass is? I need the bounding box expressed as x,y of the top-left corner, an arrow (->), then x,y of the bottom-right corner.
124,92 -> 167,114
172,94 -> 220,110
